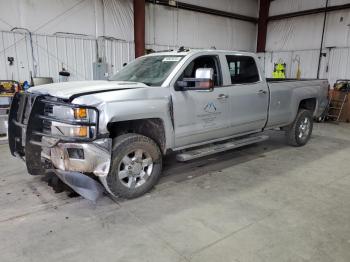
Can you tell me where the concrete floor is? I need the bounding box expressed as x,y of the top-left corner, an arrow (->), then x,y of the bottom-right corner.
1,123 -> 350,262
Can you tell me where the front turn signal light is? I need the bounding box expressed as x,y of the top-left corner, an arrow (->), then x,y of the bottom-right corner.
74,108 -> 87,119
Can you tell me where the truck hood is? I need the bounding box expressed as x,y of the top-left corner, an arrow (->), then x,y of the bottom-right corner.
29,80 -> 148,99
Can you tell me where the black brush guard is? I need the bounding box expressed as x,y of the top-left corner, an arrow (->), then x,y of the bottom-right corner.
8,92 -> 99,176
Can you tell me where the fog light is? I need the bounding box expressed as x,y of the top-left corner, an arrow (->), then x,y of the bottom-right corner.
67,148 -> 85,159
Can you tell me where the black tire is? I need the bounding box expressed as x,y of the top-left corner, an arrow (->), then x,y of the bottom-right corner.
106,134 -> 162,199
285,109 -> 313,147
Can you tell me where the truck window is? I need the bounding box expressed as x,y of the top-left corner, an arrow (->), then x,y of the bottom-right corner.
226,55 -> 259,84
178,55 -> 222,87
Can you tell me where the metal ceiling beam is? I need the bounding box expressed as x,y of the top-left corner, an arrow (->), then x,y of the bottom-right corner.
146,0 -> 258,23
257,0 -> 270,52
269,3 -> 350,21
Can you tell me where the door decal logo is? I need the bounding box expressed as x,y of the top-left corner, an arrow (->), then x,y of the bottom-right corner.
204,102 -> 217,113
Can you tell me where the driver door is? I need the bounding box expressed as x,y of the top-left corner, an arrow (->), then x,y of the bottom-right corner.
170,55 -> 231,148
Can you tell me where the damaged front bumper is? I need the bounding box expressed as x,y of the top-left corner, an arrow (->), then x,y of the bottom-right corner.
44,138 -> 112,177
8,92 -> 112,201
42,138 -> 113,200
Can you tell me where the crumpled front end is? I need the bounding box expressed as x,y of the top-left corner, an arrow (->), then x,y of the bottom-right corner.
8,92 -> 112,201
44,138 -> 111,177
42,138 -> 112,201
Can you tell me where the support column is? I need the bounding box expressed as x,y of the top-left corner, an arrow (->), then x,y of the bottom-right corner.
134,0 -> 145,58
256,0 -> 270,52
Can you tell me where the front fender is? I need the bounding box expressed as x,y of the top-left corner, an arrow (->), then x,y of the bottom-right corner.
105,99 -> 174,149
74,96 -> 174,149
73,92 -> 175,150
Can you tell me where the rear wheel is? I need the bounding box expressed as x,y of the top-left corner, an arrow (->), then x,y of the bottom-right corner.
285,109 -> 313,146
106,134 -> 162,199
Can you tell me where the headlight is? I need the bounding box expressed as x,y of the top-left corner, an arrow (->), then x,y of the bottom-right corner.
50,106 -> 97,138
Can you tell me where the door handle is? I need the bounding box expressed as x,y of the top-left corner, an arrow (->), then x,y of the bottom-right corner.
217,94 -> 229,100
258,89 -> 267,95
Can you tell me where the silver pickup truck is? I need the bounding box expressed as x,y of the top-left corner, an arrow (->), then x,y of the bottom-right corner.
8,49 -> 329,200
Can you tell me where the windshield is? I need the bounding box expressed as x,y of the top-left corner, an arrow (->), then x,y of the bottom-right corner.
109,55 -> 184,86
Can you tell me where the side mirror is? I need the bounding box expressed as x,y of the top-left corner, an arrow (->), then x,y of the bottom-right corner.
177,68 -> 214,91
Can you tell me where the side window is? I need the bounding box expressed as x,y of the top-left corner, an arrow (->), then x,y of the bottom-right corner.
178,55 -> 222,87
226,55 -> 260,84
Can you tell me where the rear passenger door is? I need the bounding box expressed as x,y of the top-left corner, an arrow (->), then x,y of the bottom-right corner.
225,55 -> 269,134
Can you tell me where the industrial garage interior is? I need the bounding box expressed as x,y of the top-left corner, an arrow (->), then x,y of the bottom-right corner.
1,0 -> 350,261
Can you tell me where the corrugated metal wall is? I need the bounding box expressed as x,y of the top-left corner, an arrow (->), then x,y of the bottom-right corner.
145,0 -> 258,52
269,0 -> 350,16
263,0 -> 350,86
0,0 -> 135,82
0,31 -> 134,82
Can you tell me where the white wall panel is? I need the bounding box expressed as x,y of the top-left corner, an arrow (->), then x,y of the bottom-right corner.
327,47 -> 350,85
269,0 -> 326,16
269,0 -> 348,16
103,38 -> 135,75
0,0 -> 98,36
230,19 -> 257,51
145,44 -> 177,52
330,0 -> 350,5
0,31 -> 32,81
324,9 -> 350,48
290,50 -> 320,78
0,0 -> 134,41
261,48 -> 346,86
259,50 -> 319,78
103,0 -> 134,41
0,0 -> 135,82
266,2 -> 350,86
181,0 -> 258,17
255,52 -> 266,74
0,31 -> 134,82
145,3 -> 257,51
266,14 -> 324,51
146,5 -> 178,47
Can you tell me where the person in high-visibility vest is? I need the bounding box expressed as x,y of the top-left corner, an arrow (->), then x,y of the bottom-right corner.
272,62 -> 286,79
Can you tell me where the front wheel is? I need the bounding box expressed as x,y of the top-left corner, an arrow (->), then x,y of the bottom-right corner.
285,109 -> 313,146
106,134 -> 162,199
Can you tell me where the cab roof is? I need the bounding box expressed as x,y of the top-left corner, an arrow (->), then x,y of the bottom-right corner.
145,48 -> 256,57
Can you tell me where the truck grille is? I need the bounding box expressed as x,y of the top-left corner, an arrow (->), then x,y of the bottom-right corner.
44,104 -> 53,114
9,93 -> 99,152
23,96 -> 34,125
43,104 -> 53,134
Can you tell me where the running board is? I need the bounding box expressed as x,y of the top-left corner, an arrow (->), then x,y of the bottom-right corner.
176,135 -> 269,162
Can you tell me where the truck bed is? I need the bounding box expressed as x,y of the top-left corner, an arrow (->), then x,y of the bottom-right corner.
266,78 -> 328,82
265,79 -> 329,129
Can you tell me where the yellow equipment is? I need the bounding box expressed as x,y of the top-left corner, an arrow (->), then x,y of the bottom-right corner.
272,60 -> 286,79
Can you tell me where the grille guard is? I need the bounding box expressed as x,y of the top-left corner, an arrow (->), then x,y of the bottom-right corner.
8,92 -> 100,175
